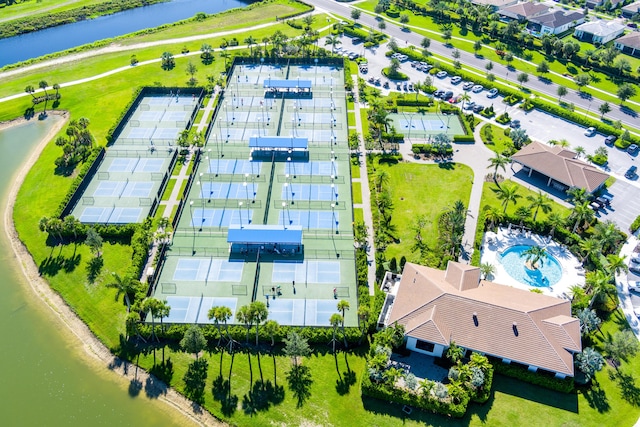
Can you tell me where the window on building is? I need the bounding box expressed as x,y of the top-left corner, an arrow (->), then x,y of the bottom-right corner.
415,340 -> 435,352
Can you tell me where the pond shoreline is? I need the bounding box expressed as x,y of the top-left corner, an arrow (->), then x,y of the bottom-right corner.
2,114 -> 225,427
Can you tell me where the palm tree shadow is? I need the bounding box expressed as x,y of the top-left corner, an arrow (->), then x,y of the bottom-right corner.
286,364 -> 313,407
581,381 -> 610,413
612,370 -> 640,406
335,351 -> 357,395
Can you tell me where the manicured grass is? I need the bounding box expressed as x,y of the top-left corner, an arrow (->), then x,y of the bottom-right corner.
369,156 -> 473,262
0,0 -> 114,23
350,157 -> 361,178
353,208 -> 364,224
480,179 -> 572,220
352,182 -> 362,204
348,111 -> 356,127
161,178 -> 177,201
479,123 -> 512,155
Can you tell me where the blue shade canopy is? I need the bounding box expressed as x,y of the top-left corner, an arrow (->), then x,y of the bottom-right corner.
263,78 -> 312,89
227,225 -> 303,245
248,136 -> 308,149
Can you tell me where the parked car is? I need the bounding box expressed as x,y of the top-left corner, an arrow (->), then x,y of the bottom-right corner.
630,281 -> 640,292
628,144 -> 639,154
422,64 -> 433,72
443,91 -> 454,100
487,88 -> 499,98
472,104 -> 484,113
604,135 -> 617,146
451,76 -> 462,84
584,127 -> 596,136
631,265 -> 640,275
383,81 -> 389,88
396,82 -> 402,90
463,101 -> 475,110
471,85 -> 484,93
434,89 -> 445,98
462,82 -> 474,91
509,119 -> 521,128
408,83 -> 414,91
626,165 -> 638,179
630,256 -> 640,264
436,70 -> 448,78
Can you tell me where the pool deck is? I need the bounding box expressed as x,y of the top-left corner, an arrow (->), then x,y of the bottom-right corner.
480,227 -> 585,299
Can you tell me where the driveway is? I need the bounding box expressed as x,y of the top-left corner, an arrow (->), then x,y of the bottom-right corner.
601,180 -> 640,232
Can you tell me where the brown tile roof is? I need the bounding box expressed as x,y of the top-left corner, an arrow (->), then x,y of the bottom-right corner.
387,262 -> 581,376
511,141 -> 609,193
616,32 -> 640,51
500,2 -> 549,18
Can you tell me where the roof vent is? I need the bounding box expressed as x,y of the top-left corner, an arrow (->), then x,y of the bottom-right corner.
512,322 -> 519,337
473,312 -> 479,327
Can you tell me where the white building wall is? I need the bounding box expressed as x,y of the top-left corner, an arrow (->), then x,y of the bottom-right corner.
406,337 -> 445,357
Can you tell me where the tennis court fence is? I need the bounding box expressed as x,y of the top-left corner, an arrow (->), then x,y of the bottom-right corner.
59,148 -> 106,218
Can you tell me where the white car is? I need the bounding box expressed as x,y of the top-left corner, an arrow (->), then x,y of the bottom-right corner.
630,255 -> 640,264
584,127 -> 596,136
630,281 -> 640,292
436,71 -> 448,78
472,85 -> 484,93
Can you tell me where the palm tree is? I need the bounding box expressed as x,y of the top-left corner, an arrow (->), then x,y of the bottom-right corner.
208,306 -> 225,345
337,300 -> 350,348
263,319 -> 279,346
357,305 -> 370,344
579,238 -> 601,263
603,254 -> 628,277
219,49 -> 230,69
156,300 -> 171,334
492,183 -> 521,213
161,52 -> 174,70
250,301 -> 269,346
244,35 -> 256,55
25,85 -> 36,100
39,80 -> 49,112
514,205 -> 530,226
570,202 -> 594,233
105,273 -> 138,312
592,220 -> 622,255
324,35 -> 341,54
329,313 -> 342,353
141,297 -> 164,342
484,206 -> 503,230
567,187 -> 589,205
585,270 -> 615,307
374,170 -> 389,193
52,83 -> 60,100
459,91 -> 471,110
527,191 -> 552,221
236,305 -> 252,345
487,153 -> 511,183
546,212 -> 565,239
480,262 -> 496,280
447,341 -> 464,364
520,246 -> 547,269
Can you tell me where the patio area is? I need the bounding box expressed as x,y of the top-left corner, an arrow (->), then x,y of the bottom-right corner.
480,226 -> 585,299
390,352 -> 448,383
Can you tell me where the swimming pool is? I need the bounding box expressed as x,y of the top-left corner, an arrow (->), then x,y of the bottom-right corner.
498,245 -> 562,287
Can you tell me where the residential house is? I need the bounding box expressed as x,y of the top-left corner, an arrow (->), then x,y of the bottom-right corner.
615,31 -> 640,57
511,141 -> 609,194
574,20 -> 626,44
471,0 -> 519,11
622,1 -> 640,18
498,1 -> 549,21
528,10 -> 586,36
381,262 -> 581,378
586,0 -> 624,9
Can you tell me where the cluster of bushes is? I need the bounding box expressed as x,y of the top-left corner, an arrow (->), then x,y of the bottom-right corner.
0,0 -> 166,39
53,149 -> 103,218
503,94 -> 522,106
54,118 -> 95,170
334,23 -> 385,46
219,37 -> 239,48
129,218 -> 154,278
630,215 -> 640,233
479,105 -> 496,118
362,329 -> 493,418
520,98 -> 534,111
412,143 -> 454,156
490,358 -> 574,393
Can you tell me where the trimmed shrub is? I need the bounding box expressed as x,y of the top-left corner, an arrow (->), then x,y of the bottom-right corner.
631,215 -> 640,233
491,359 -> 574,393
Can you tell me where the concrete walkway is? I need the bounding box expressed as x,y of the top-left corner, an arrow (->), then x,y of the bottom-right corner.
351,75 -> 377,295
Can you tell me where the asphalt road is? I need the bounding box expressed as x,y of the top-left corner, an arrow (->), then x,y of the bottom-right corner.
309,0 -> 640,130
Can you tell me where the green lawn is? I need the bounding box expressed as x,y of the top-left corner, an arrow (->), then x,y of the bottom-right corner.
350,157 -> 361,178
352,181 -> 362,204
481,179 -> 572,220
479,123 -> 513,155
369,156 -> 473,262
353,208 -> 364,224
161,178 -> 177,201
348,111 -> 356,127
0,0 -> 114,24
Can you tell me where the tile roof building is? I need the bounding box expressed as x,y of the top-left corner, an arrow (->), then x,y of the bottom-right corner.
574,20 -> 626,45
615,32 -> 640,57
383,261 -> 581,378
527,10 -> 585,36
622,1 -> 640,18
511,141 -> 609,194
498,1 -> 549,21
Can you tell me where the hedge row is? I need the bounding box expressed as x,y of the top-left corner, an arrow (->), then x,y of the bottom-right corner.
361,374 -> 469,418
631,215 -> 640,233
130,218 -> 154,279
412,143 -> 454,155
491,359 -> 575,393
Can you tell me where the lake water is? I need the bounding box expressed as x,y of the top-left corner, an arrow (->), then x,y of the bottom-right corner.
0,0 -> 253,68
0,118 -> 188,426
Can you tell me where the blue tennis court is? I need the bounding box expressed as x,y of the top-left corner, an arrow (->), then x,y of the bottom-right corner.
223,128 -> 245,139
272,261 -> 341,284
127,127 -> 155,139
200,182 -> 258,200
308,299 -> 338,327
93,181 -> 153,198
207,159 -> 263,175
164,296 -> 238,324
153,127 -> 180,140
173,258 -> 244,282
107,158 -> 165,173
164,111 -> 188,121
191,208 -> 253,227
282,184 -> 337,201
309,129 -> 335,142
79,207 -> 143,223
397,118 -> 447,131
279,210 -> 337,228
139,111 -> 163,122
285,161 -> 336,176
